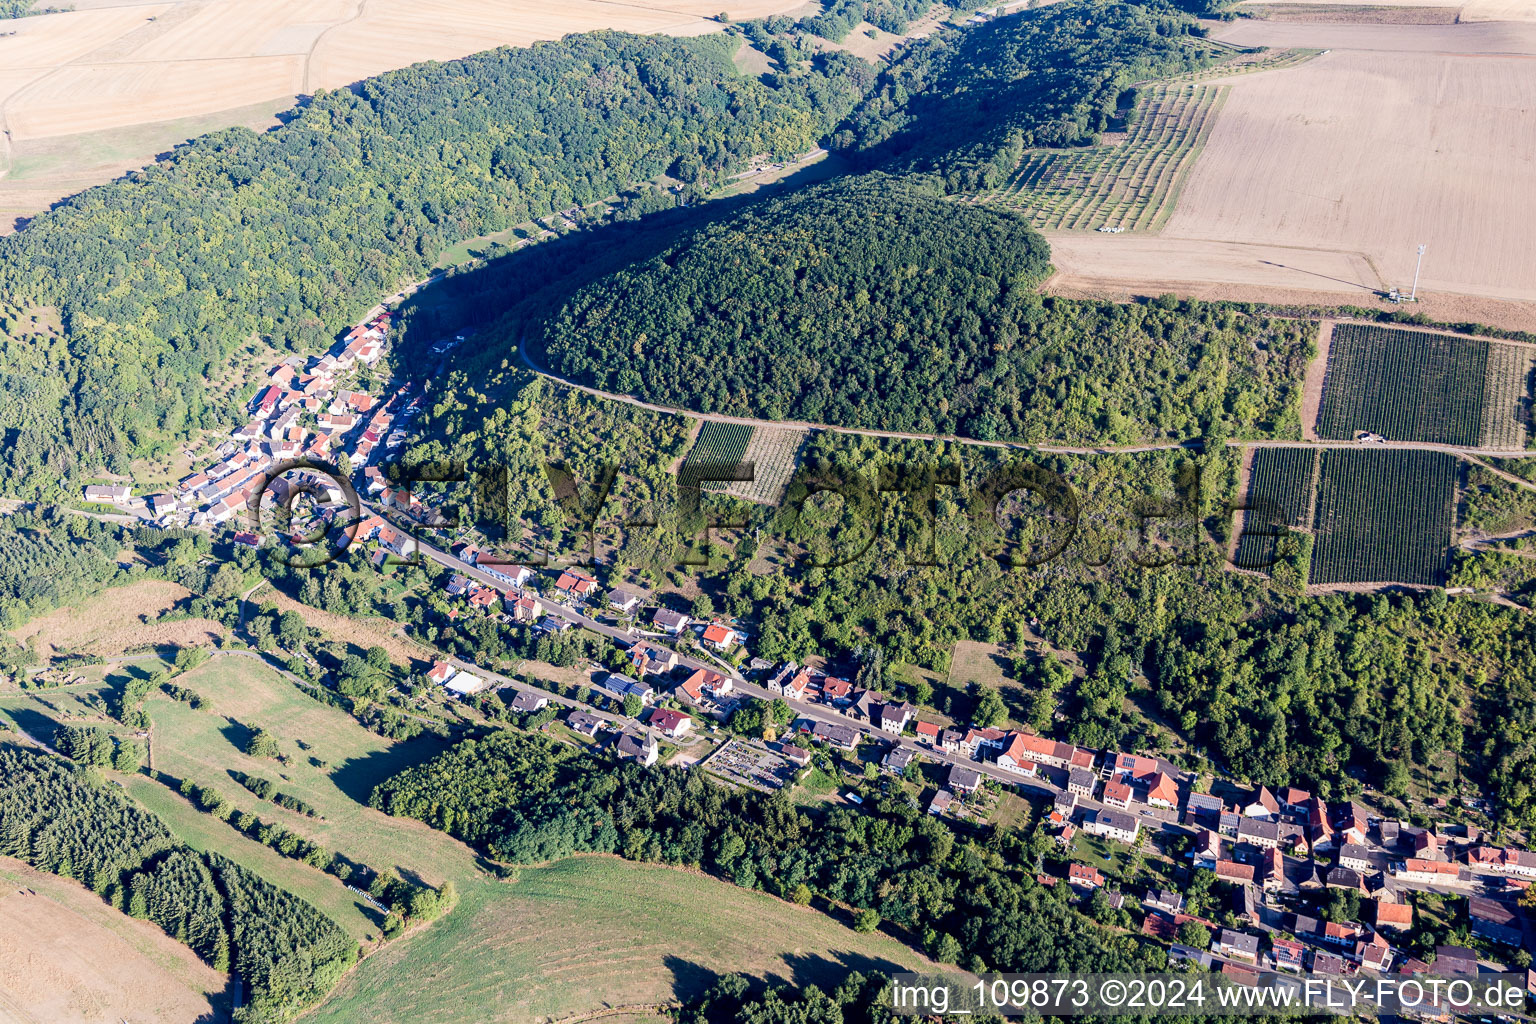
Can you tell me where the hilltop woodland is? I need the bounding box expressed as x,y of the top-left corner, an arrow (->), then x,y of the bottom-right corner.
0,744 -> 354,1024
0,31 -> 871,499
531,174 -> 1311,443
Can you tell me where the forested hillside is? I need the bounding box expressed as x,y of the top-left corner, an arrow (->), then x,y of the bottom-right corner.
0,32 -> 871,498
532,175 -> 1309,443
0,744 -> 354,1023
837,0 -> 1213,190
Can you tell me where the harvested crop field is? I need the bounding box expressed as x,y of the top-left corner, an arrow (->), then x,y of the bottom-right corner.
1160,44 -> 1536,303
1236,0 -> 1536,19
6,579 -> 224,662
0,856 -> 227,1024
1045,22 -> 1536,309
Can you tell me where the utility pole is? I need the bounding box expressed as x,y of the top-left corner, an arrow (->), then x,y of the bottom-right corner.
1410,243 -> 1426,301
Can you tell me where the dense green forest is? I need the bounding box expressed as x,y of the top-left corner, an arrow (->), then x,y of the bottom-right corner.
531,175 -> 1309,443
372,728 -> 1161,974
0,32 -> 870,498
0,743 -> 354,1022
836,0 -> 1213,190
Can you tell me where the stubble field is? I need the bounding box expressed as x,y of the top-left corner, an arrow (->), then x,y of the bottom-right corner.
0,857 -> 227,1024
1044,20 -> 1536,315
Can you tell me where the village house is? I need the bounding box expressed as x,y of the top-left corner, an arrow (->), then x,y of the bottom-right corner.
677,668 -> 731,703
1068,863 -> 1104,890
1338,844 -> 1371,872
994,733 -> 1040,777
427,661 -> 457,686
1395,859 -> 1463,884
1192,829 -> 1221,868
877,702 -> 914,735
1237,817 -> 1281,849
1185,792 -> 1224,828
607,674 -> 655,706
928,790 -> 954,816
808,721 -> 858,751
1050,791 -> 1078,824
1084,809 -> 1140,844
1067,768 -> 1096,798
701,622 -> 740,649
652,608 -> 691,635
649,708 -> 693,739
1260,848 -> 1284,890
820,677 -> 853,705
509,691 -> 548,713
939,728 -> 963,753
607,589 -> 642,615
1103,780 -> 1134,810
1327,867 -> 1366,893
1145,772 -> 1178,809
1215,860 -> 1256,886
629,642 -> 679,678
1279,787 -> 1312,814
506,594 -> 541,623
1242,786 -> 1280,820
1144,890 -> 1185,915
948,765 -> 982,794
1271,937 -> 1305,972
555,570 -> 598,599
1321,921 -> 1365,947
914,721 -> 942,746
83,484 -> 132,504
467,586 -> 499,612
1109,752 -> 1159,780
1215,929 -> 1260,964
566,710 -> 604,738
883,745 -> 915,774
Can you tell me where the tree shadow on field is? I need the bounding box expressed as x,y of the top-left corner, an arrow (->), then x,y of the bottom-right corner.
2,707 -> 62,749
329,732 -> 455,803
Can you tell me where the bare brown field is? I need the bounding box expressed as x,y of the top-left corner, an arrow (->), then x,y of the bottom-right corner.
1160,45 -> 1536,304
0,0 -> 803,223
1207,18 -> 1536,50
1239,4 -> 1462,23
1234,0 -> 1536,20
0,856 -> 228,1024
1045,21 -> 1536,313
7,579 -> 225,661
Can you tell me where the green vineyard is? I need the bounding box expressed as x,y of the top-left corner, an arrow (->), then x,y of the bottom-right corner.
983,83 -> 1227,232
1234,447 -> 1318,570
1317,323 -> 1532,448
1309,449 -> 1457,586
684,421 -> 755,490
